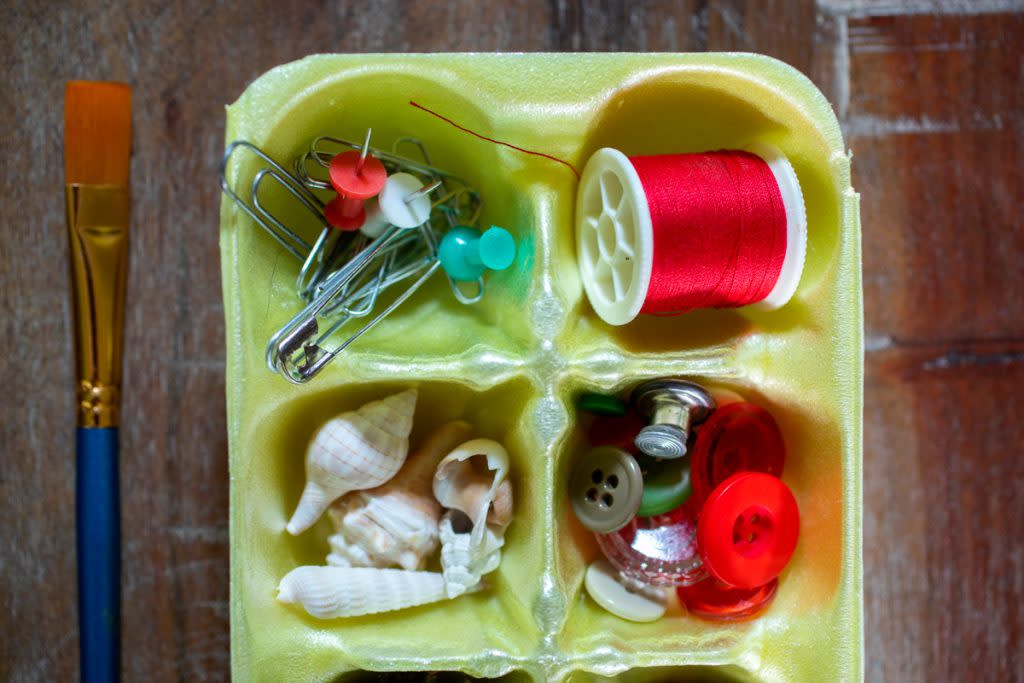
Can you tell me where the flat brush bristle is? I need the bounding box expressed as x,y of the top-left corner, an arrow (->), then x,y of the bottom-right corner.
64,81 -> 132,186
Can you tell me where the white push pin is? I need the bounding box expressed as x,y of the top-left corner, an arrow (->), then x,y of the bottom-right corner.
361,174 -> 441,238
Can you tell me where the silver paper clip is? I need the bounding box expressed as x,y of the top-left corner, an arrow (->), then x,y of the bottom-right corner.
219,134 -> 492,384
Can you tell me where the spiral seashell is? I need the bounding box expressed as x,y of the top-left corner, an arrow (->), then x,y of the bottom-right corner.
433,438 -> 513,542
277,565 -> 448,619
287,388 -> 417,535
439,512 -> 505,598
325,420 -> 474,570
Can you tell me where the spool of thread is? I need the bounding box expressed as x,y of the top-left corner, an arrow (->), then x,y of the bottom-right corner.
575,147 -> 807,326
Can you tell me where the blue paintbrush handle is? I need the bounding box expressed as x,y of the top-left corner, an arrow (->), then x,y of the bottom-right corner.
76,427 -> 121,683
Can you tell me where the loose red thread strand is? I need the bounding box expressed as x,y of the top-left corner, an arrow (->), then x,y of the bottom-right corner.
409,100 -> 580,179
632,151 -> 787,314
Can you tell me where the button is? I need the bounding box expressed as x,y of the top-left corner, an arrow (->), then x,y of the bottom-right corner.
577,392 -> 628,416
587,412 -> 645,451
636,454 -> 692,517
691,402 -> 785,506
678,577 -> 778,622
697,472 -> 799,589
595,500 -> 707,586
569,446 -> 643,533
585,559 -> 669,622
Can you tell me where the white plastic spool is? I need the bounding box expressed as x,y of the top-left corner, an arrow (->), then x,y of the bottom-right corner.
575,147 -> 807,326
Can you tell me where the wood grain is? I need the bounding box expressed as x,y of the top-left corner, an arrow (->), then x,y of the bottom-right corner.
0,1 -> 1021,681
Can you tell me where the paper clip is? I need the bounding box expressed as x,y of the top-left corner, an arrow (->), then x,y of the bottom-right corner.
219,134 -> 493,384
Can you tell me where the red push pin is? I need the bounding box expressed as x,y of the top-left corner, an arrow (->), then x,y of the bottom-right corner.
325,129 -> 387,231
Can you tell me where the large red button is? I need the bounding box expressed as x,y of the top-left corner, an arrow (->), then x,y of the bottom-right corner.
697,472 -> 799,589
691,402 -> 785,506
678,577 -> 778,622
595,499 -> 707,587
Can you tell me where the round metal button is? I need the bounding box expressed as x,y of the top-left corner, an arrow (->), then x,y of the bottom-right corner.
585,559 -> 668,622
569,446 -> 643,533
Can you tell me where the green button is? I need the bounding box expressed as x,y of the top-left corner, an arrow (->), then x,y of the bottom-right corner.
577,392 -> 628,416
636,454 -> 693,517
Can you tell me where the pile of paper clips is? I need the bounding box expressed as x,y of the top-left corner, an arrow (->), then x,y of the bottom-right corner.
220,131 -> 516,384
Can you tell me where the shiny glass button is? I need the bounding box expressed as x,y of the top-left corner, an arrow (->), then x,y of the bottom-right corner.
678,577 -> 778,621
698,472 -> 799,589
691,402 -> 785,506
585,559 -> 669,622
595,501 -> 707,586
636,454 -> 692,517
569,446 -> 643,533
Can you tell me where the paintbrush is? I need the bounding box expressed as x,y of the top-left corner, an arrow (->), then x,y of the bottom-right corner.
64,81 -> 132,683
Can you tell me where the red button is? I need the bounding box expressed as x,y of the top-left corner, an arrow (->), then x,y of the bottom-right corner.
595,499 -> 707,587
587,411 -> 645,452
697,472 -> 799,589
678,577 -> 778,622
691,402 -> 785,506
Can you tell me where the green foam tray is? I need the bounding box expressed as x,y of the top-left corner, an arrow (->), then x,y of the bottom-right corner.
220,53 -> 863,682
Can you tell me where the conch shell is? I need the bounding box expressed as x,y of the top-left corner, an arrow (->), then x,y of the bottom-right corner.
277,565 -> 451,619
287,388 -> 417,535
326,421 -> 474,570
439,512 -> 505,598
433,438 -> 513,546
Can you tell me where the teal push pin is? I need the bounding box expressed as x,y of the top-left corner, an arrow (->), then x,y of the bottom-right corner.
438,226 -> 517,282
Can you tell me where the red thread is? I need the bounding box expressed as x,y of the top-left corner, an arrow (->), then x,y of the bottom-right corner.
409,100 -> 580,179
631,151 -> 787,314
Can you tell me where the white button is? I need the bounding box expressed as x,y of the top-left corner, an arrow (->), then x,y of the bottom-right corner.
584,559 -> 668,622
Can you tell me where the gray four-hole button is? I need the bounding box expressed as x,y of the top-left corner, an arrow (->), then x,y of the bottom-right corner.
570,446 -> 643,534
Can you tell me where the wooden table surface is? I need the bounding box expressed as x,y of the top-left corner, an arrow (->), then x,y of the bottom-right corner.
2,1 -> 1021,681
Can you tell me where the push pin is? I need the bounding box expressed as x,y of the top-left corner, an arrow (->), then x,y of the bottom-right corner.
360,173 -> 441,238
438,226 -> 517,282
631,379 -> 715,459
325,129 -> 387,231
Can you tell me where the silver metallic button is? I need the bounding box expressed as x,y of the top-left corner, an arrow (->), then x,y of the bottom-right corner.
632,379 -> 716,459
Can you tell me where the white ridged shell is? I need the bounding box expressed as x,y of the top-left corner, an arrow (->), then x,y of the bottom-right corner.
277,566 -> 448,619
325,421 -> 473,570
439,513 -> 505,598
287,389 -> 417,535
433,438 -> 513,544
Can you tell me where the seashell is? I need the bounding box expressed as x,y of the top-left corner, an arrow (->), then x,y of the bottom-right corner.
326,420 -> 474,570
287,388 -> 418,535
439,512 -> 505,598
433,438 -> 514,546
277,565 -> 448,619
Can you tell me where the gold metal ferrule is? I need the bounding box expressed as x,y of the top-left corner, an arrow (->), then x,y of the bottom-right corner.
66,184 -> 130,427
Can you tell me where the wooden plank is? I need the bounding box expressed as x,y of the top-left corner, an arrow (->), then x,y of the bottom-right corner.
844,12 -> 1024,344
864,343 -> 1024,682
